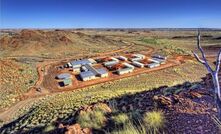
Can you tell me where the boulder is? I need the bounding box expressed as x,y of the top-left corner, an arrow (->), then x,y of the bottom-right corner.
65,124 -> 92,134
153,95 -> 173,107
189,91 -> 202,98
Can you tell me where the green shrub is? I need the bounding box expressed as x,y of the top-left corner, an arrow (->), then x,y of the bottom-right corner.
139,38 -> 159,45
111,120 -> 146,134
143,111 -> 165,134
189,83 -> 201,90
128,110 -> 142,121
108,100 -> 118,112
173,88 -> 183,94
29,80 -> 34,84
43,123 -> 55,133
163,87 -> 183,96
112,113 -> 129,125
77,109 -> 106,129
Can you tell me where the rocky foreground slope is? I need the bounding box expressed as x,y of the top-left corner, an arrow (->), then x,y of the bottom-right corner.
45,81 -> 220,134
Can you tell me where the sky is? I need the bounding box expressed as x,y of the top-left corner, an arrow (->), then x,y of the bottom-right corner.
0,0 -> 221,28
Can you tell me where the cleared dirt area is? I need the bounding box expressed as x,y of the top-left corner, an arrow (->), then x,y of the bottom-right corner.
22,44 -> 182,97
42,57 -> 180,93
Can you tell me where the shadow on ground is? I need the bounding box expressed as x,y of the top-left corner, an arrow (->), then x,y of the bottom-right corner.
0,80 -> 219,134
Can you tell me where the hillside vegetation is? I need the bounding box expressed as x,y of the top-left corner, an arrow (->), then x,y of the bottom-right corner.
0,61 -> 207,133
0,29 -> 220,133
0,29 -> 128,58
0,59 -> 37,110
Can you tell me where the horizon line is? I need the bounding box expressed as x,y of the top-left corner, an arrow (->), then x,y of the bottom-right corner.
1,27 -> 221,30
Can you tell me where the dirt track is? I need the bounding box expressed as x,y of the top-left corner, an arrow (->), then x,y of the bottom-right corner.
0,98 -> 37,123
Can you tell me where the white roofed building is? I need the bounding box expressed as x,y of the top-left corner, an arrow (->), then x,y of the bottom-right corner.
118,56 -> 128,61
132,61 -> 144,68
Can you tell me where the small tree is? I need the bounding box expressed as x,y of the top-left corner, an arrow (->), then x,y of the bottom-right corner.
193,30 -> 221,120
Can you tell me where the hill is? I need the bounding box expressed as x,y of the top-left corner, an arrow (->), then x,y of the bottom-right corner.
0,29 -> 127,58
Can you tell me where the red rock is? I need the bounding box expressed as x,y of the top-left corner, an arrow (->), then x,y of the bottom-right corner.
189,91 -> 202,98
154,95 -> 173,107
82,128 -> 92,134
58,123 -> 64,128
65,124 -> 85,134
212,108 -> 218,112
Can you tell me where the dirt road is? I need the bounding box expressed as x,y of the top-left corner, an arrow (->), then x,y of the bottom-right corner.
0,98 -> 37,123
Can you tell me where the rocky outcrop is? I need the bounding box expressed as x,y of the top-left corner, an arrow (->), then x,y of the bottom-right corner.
64,124 -> 91,134
58,123 -> 91,134
153,95 -> 173,107
58,103 -> 111,134
153,87 -> 211,109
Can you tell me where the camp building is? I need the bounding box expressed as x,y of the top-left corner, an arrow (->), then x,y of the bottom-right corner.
56,73 -> 72,79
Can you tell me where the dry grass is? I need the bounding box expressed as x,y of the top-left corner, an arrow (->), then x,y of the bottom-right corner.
77,110 -> 106,129
0,60 -> 208,132
0,30 -> 219,132
112,113 -> 130,125
111,121 -> 146,134
143,111 -> 165,133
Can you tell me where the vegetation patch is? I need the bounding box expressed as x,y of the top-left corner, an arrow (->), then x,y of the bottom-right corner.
0,59 -> 38,109
138,38 -> 191,55
0,60 -> 207,133
143,111 -> 165,133
77,110 -> 106,129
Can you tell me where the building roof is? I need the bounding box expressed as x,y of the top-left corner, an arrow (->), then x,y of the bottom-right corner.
57,73 -> 72,79
148,62 -> 160,66
85,64 -> 100,76
63,78 -> 72,85
80,71 -> 95,79
118,56 -> 127,60
152,54 -> 167,60
117,67 -> 133,73
104,60 -> 119,66
97,68 -> 108,75
67,62 -> 72,66
123,63 -> 135,69
88,58 -> 97,64
131,57 -> 142,61
148,58 -> 160,63
152,58 -> 165,62
133,61 -> 144,65
70,59 -> 92,66
110,57 -> 119,61
119,56 -> 127,58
